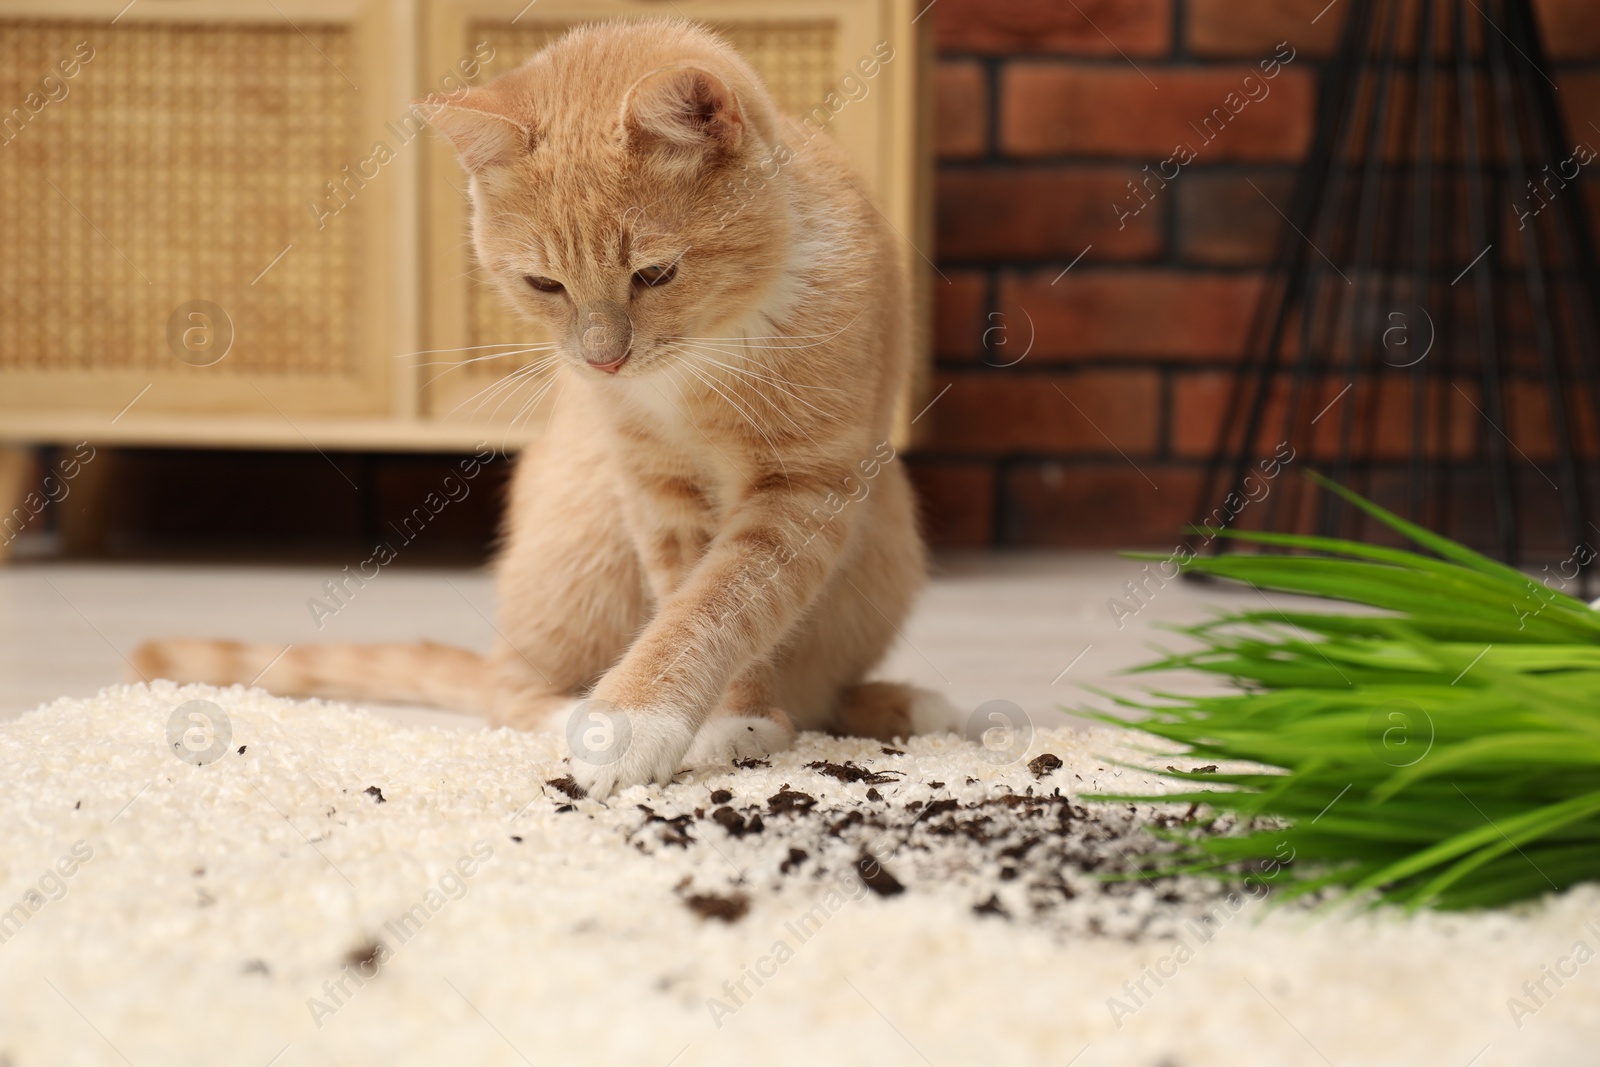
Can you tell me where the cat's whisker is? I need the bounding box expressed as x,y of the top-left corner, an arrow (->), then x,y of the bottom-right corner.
665,316 -> 857,337
491,371 -> 543,455
444,357 -> 561,421
681,360 -> 791,484
664,343 -> 842,394
696,364 -> 823,447
667,323 -> 853,343
525,374 -> 564,421
508,358 -> 572,425
665,342 -> 838,404
415,347 -> 559,372
445,362 -> 532,414
503,376 -> 569,458
681,348 -> 844,422
416,346 -> 564,386
683,360 -> 785,458
700,350 -> 832,395
422,352 -> 551,390
683,353 -> 818,459
663,360 -> 693,411
394,340 -> 558,360
668,341 -> 840,397
667,336 -> 840,352
665,335 -> 851,374
665,312 -> 862,349
481,372 -> 546,426
482,361 -> 563,424
650,365 -> 747,474
521,379 -> 566,435
508,373 -> 561,430
449,365 -> 540,422
664,343 -> 836,427
518,377 -> 563,422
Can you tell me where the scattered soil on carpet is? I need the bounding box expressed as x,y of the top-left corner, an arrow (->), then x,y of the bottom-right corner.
541,747 -> 1254,940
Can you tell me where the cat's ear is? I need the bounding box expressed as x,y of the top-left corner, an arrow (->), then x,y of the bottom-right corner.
416,88 -> 533,171
620,66 -> 744,161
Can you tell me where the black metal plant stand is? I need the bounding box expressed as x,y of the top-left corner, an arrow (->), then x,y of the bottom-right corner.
1194,0 -> 1600,593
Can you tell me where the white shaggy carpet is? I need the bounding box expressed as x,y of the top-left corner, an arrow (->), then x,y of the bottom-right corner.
2,682 -> 1597,1067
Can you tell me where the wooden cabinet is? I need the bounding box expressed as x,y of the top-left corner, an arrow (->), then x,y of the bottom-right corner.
0,0 -> 931,456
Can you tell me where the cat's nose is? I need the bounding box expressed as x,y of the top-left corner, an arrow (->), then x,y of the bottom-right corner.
577,303 -> 633,372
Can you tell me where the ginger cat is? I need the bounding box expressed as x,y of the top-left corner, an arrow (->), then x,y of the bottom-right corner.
133,19 -> 953,797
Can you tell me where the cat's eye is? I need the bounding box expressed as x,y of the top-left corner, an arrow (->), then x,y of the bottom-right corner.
525,275 -> 564,294
632,263 -> 677,289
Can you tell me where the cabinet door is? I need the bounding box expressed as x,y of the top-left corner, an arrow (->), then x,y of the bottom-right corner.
418,0 -> 930,441
0,0 -> 417,433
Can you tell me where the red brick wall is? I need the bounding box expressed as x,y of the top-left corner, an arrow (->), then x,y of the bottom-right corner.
911,0 -> 1600,548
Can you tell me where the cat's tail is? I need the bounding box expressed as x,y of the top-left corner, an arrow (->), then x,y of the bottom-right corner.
129,638 -> 489,714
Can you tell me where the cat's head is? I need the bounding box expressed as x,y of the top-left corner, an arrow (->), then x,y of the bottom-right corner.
419,20 -> 792,378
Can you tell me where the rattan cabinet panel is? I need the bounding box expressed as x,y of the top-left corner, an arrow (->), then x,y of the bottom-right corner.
0,0 -> 928,451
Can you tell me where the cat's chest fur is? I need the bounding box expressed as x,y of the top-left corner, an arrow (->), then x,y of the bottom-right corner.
606,372 -> 748,523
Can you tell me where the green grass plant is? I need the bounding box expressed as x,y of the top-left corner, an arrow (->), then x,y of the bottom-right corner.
1091,474 -> 1600,910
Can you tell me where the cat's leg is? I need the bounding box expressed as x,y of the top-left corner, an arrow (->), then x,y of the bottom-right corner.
570,456 -> 896,796
679,659 -> 796,768
769,464 -> 960,739
833,682 -> 963,741
484,405 -> 651,730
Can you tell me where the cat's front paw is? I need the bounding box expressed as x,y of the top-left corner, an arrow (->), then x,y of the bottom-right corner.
561,699 -> 697,799
680,709 -> 796,770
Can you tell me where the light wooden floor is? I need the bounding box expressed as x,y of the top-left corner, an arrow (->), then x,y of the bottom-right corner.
0,553 -> 1280,729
